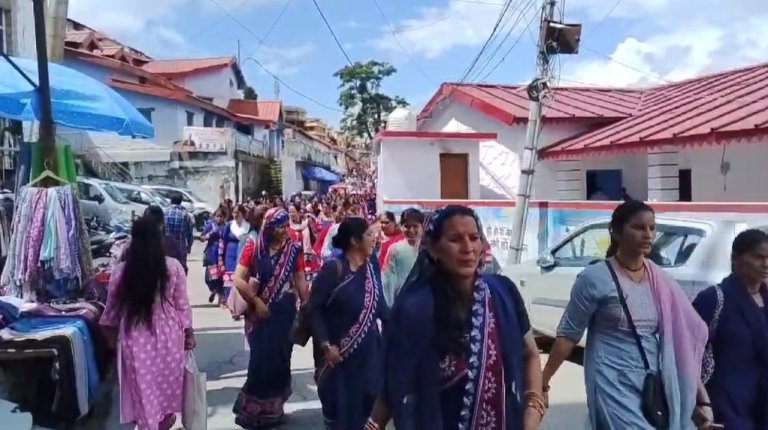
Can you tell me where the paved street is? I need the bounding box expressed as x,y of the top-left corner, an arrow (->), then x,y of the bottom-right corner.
78,243 -> 590,429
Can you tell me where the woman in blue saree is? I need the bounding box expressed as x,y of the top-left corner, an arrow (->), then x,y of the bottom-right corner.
200,209 -> 226,304
309,217 -> 387,429
230,207 -> 308,429
694,229 -> 768,430
367,205 -> 545,430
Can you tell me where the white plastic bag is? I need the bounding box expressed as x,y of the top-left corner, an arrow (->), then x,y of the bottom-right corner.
182,351 -> 208,430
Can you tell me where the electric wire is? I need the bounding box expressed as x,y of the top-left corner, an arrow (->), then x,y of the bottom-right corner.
458,0 -> 515,82
370,0 -> 433,82
310,0 -> 354,65
470,0 -> 537,82
203,0 -> 342,112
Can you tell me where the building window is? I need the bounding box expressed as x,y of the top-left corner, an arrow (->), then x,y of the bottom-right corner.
215,116 -> 226,128
230,79 -> 234,88
0,8 -> 10,54
186,111 -> 195,126
137,108 -> 153,124
203,111 -> 214,127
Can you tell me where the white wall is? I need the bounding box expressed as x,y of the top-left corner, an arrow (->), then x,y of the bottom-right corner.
378,137 -> 481,201
182,67 -> 241,108
536,152 -> 649,200
9,0 -> 35,58
63,56 -> 209,148
281,156 -> 303,197
419,100 -> 593,199
680,141 -> 768,201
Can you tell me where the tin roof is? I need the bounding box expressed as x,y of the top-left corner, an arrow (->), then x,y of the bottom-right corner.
419,82 -> 643,125
540,62 -> 768,159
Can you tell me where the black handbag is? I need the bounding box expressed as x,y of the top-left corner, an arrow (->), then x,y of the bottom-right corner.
290,259 -> 343,347
605,261 -> 670,429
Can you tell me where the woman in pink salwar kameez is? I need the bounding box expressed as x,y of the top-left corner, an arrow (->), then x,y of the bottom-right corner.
100,216 -> 196,430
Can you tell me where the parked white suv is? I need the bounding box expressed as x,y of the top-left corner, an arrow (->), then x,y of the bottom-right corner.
504,216 -> 759,349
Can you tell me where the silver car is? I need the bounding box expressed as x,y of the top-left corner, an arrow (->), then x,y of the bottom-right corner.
144,185 -> 213,212
111,182 -> 169,209
77,177 -> 145,224
504,215 -> 765,348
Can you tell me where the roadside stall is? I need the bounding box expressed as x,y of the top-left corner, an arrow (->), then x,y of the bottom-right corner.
0,49 -> 153,428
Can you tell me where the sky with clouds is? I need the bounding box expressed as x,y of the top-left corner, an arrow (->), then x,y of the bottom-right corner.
67,0 -> 768,125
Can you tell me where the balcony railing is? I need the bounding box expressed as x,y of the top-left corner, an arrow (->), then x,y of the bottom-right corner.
283,138 -> 341,169
178,126 -> 271,159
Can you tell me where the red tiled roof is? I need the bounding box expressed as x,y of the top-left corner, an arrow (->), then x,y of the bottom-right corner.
109,78 -> 236,120
65,31 -> 93,44
256,101 -> 282,123
66,47 -> 178,91
142,57 -> 235,76
227,100 -> 283,124
67,47 -> 271,127
540,62 -> 768,159
419,82 -> 642,125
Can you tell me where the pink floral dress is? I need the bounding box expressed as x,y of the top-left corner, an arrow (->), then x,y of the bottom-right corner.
99,258 -> 192,430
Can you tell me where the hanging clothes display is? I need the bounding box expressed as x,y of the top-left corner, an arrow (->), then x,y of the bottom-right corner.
0,185 -> 92,300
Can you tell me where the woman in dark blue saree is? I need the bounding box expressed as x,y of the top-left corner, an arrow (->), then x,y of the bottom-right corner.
693,228 -> 768,430
230,207 -> 308,429
367,205 -> 545,430
309,217 -> 388,429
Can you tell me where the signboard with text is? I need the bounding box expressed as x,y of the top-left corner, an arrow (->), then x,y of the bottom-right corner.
172,127 -> 229,153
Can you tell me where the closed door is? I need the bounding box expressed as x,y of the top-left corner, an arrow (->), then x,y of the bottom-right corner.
439,153 -> 469,199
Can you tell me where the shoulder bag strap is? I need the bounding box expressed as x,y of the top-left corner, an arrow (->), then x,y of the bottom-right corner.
605,260 -> 652,372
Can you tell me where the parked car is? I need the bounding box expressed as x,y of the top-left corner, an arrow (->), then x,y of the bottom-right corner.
111,182 -> 170,209
77,177 -> 145,225
143,185 -> 212,212
503,216 -> 765,350
143,185 -> 213,231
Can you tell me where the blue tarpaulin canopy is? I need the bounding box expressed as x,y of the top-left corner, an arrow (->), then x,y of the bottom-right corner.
302,165 -> 340,183
0,55 -> 154,138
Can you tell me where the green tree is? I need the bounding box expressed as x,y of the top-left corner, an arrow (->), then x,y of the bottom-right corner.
243,85 -> 258,100
334,60 -> 409,142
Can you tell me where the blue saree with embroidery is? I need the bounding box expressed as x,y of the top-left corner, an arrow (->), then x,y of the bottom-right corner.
309,257 -> 387,430
383,274 -> 529,430
233,208 -> 303,429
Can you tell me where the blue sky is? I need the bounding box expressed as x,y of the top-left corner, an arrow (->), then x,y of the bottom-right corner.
69,0 -> 768,126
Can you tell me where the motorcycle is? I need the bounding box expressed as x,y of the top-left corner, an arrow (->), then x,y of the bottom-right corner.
86,217 -> 128,259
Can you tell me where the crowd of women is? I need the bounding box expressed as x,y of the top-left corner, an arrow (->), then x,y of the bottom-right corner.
96,193 -> 768,430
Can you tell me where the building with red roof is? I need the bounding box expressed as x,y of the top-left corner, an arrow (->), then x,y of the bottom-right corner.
416,65 -> 768,202
60,18 -> 344,200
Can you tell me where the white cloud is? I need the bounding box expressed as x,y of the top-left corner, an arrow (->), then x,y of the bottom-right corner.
373,0 -> 531,59
562,1 -> 768,88
67,0 -> 279,57
373,0 -> 768,87
244,42 -> 315,77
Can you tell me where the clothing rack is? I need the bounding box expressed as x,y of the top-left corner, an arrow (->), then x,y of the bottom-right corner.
0,185 -> 92,300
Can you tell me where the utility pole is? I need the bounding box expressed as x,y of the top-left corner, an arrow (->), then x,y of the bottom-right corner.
509,0 -> 557,264
33,0 -> 56,169
237,39 -> 241,64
